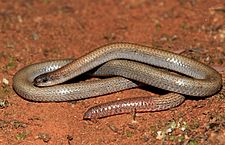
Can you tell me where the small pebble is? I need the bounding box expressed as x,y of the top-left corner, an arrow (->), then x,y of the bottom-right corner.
2,78 -> 9,85
156,131 -> 163,140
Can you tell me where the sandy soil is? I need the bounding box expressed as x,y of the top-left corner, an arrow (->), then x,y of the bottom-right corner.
0,0 -> 224,144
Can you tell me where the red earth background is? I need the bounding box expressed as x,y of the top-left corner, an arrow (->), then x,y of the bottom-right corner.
0,0 -> 225,144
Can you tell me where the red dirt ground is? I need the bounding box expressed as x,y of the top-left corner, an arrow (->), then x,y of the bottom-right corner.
0,0 -> 224,144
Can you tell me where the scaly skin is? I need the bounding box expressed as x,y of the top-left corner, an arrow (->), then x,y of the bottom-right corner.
13,43 -> 222,119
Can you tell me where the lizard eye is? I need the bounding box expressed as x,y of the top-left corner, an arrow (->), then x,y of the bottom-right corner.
33,74 -> 51,86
